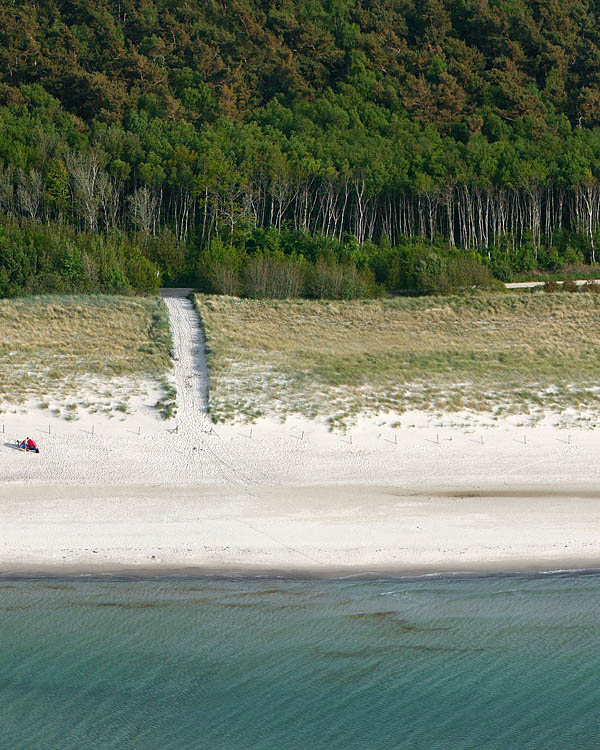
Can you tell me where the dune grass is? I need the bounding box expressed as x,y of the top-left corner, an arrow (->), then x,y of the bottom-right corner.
0,294 -> 172,413
194,292 -> 600,426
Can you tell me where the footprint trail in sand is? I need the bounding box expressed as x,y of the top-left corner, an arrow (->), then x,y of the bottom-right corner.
161,289 -> 210,436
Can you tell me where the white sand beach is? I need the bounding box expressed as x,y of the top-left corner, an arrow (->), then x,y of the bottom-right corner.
2,289 -> 600,576
2,483 -> 600,577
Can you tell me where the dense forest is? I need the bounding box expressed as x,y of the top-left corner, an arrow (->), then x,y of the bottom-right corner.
3,0 -> 600,296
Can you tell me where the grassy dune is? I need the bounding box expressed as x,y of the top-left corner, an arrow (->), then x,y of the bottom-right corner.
0,295 -> 171,416
195,293 -> 600,427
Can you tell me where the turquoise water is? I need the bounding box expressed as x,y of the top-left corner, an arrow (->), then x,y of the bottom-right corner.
1,573 -> 600,749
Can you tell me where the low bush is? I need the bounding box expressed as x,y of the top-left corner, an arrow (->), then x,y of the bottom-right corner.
307,259 -> 378,299
244,254 -> 305,299
0,218 -> 162,297
196,235 -> 381,299
581,281 -> 600,294
543,280 -> 561,293
155,379 -> 177,420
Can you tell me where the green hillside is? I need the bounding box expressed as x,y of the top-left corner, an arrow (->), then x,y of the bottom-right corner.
2,0 -> 600,296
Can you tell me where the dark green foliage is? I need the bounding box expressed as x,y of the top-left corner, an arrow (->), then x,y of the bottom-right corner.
0,219 -> 161,297
195,233 -> 379,299
543,280 -> 561,293
2,1 -> 600,297
582,281 -> 600,293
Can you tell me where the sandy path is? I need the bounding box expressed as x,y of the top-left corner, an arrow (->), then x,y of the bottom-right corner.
158,289 -> 282,486
161,290 -> 209,435
505,279 -> 600,289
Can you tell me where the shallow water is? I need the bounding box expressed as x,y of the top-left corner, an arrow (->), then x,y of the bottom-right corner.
1,572 -> 600,749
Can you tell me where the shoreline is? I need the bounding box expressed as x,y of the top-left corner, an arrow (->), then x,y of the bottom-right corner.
3,561 -> 600,581
2,483 -> 600,578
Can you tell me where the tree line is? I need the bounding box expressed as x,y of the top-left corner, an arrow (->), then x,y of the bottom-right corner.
3,1 -> 600,297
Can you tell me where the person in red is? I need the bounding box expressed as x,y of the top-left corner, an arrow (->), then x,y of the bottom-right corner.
18,437 -> 39,453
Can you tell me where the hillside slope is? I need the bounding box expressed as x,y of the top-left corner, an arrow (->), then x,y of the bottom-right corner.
3,1 -> 600,293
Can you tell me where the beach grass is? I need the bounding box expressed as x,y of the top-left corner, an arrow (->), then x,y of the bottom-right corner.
0,294 -> 172,410
194,292 -> 600,426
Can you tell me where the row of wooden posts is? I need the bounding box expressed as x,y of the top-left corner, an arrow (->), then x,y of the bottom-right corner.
1,422 -> 572,445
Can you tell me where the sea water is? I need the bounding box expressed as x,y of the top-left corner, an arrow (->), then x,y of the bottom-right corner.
1,572 -> 600,749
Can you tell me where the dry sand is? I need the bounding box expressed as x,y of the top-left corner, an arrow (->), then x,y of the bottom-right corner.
2,483 -> 600,577
1,289 -> 600,576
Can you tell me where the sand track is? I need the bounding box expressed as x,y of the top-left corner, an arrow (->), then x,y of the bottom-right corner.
160,289 -> 272,487
161,290 -> 210,435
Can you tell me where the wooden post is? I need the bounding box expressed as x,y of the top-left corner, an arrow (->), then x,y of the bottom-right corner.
92,424 -> 94,436
138,426 -> 141,436
48,425 -> 51,435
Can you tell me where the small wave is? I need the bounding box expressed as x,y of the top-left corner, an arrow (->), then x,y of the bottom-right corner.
538,568 -> 591,575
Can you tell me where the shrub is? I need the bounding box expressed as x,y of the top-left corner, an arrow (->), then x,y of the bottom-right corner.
444,253 -> 497,292
563,245 -> 585,266
126,246 -> 161,293
155,379 -> 177,420
581,281 -> 600,294
244,254 -> 305,298
412,251 -> 496,294
212,259 -> 242,295
543,280 -> 560,293
197,238 -> 242,295
307,259 -> 378,299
